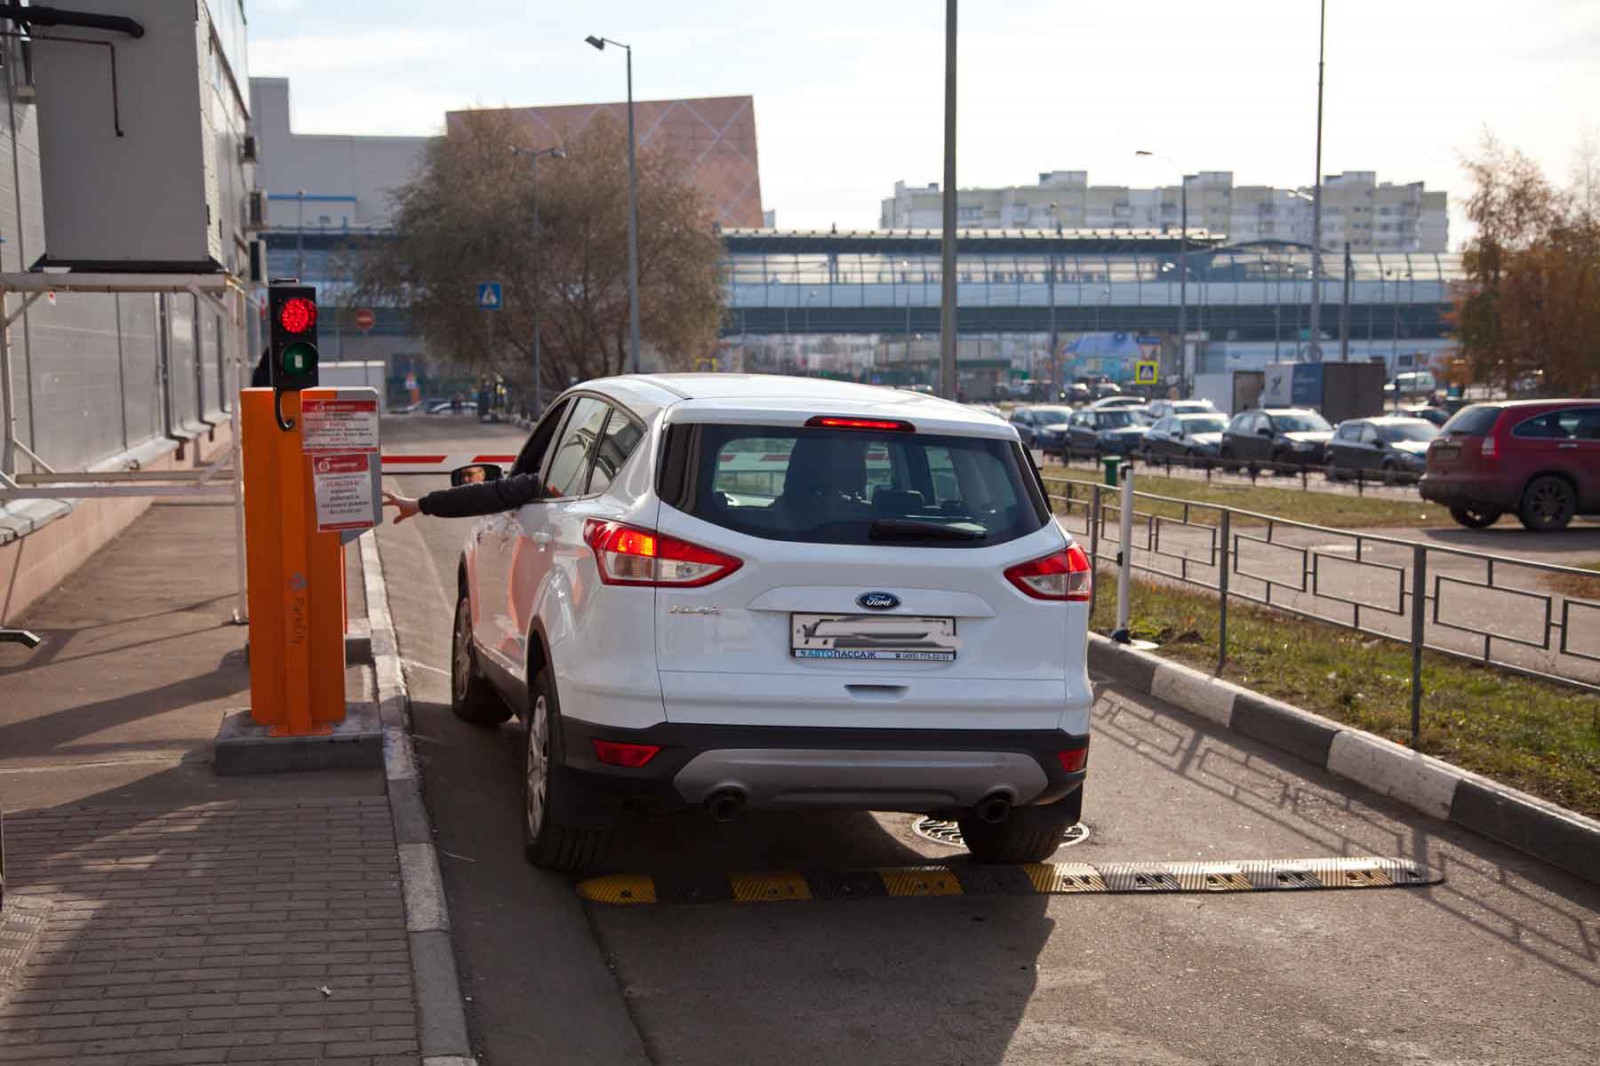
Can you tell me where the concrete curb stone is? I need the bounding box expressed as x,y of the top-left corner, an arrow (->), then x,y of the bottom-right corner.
1087,633 -> 1600,885
360,534 -> 479,1066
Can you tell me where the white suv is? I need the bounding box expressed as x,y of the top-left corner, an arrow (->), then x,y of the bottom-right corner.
450,375 -> 1093,872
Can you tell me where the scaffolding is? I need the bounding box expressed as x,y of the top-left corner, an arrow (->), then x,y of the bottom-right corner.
0,271 -> 251,627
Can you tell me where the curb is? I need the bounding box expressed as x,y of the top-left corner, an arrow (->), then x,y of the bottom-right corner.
1088,634 -> 1600,885
360,534 -> 479,1066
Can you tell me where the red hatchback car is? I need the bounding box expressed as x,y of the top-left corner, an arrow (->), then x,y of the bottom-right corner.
1421,400 -> 1600,531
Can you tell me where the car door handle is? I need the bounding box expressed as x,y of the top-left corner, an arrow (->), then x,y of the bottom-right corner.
1558,443 -> 1578,450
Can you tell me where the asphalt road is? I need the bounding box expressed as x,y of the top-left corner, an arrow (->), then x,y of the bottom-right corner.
377,414 -> 1600,1066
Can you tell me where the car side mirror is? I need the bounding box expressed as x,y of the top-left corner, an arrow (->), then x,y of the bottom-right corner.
450,463 -> 503,487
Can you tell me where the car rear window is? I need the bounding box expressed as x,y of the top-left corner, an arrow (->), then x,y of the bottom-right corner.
1442,404 -> 1502,436
679,424 -> 1049,547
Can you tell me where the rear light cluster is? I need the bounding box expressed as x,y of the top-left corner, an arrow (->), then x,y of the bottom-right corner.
804,415 -> 915,433
1005,543 -> 1092,601
583,520 -> 742,587
1481,433 -> 1497,459
1057,746 -> 1088,773
591,739 -> 661,767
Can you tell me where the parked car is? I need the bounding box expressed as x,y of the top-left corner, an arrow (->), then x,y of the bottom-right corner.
451,375 -> 1093,871
1219,408 -> 1334,472
1395,403 -> 1450,427
1088,380 -> 1123,400
1008,404 -> 1074,449
1325,417 -> 1439,484
1146,398 -> 1217,420
1062,382 -> 1093,405
1141,412 -> 1229,464
1058,406 -> 1151,459
1420,400 -> 1600,531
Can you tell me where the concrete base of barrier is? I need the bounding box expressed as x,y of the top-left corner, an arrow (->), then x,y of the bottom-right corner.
345,622 -> 373,665
212,701 -> 383,775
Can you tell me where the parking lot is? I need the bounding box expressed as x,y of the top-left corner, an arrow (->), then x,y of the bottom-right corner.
376,415 -> 1600,1066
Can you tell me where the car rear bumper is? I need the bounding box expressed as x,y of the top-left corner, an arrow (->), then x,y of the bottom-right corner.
1419,475 -> 1515,509
553,718 -> 1088,820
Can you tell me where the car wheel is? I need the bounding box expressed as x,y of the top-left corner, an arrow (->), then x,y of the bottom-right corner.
959,787 -> 1083,865
1518,475 -> 1577,532
1269,448 -> 1293,477
1449,505 -> 1501,530
451,592 -> 512,726
523,668 -> 612,873
1219,447 -> 1237,473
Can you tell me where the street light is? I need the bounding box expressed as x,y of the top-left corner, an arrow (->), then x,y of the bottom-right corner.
1135,151 -> 1189,396
1307,0 -> 1329,363
510,144 -> 566,415
585,34 -> 641,375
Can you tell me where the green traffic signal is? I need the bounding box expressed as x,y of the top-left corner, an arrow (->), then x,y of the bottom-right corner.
280,340 -> 318,379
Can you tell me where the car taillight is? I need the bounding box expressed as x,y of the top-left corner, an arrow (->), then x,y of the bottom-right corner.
805,415 -> 915,432
1005,543 -> 1092,601
583,519 -> 741,587
1481,433 -> 1497,459
591,739 -> 661,767
1057,747 -> 1088,773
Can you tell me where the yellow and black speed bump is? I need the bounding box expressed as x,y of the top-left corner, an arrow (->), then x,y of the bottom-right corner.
577,856 -> 1441,905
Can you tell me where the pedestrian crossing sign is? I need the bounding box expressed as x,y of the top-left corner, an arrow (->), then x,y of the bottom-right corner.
477,282 -> 502,310
1134,360 -> 1159,385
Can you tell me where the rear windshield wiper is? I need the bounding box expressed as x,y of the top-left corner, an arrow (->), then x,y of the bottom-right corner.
868,518 -> 987,541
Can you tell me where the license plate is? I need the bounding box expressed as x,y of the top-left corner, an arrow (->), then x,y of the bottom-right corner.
1432,444 -> 1460,462
791,613 -> 958,662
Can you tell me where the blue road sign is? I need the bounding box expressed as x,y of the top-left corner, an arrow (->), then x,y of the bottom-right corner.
477,282 -> 503,311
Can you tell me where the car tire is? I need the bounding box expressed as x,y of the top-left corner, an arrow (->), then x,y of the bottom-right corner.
522,667 -> 612,873
1517,475 -> 1577,533
959,787 -> 1083,865
1325,458 -> 1342,483
451,592 -> 512,726
1219,447 -> 1237,473
1381,459 -> 1400,486
1448,505 -> 1501,529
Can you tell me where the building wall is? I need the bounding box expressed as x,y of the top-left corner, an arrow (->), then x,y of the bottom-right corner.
882,170 -> 1449,252
1,2 -> 250,624
450,96 -> 763,228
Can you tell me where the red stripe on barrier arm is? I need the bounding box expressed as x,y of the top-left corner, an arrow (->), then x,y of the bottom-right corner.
472,455 -> 517,463
381,455 -> 448,465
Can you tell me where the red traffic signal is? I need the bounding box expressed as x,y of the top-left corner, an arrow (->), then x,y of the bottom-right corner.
278,297 -> 317,334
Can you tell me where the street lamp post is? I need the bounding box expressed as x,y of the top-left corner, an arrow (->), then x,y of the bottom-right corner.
585,35 -> 641,375
1135,151 -> 1189,396
938,0 -> 959,401
1307,0 -> 1328,363
511,145 -> 566,415
1047,202 -> 1059,399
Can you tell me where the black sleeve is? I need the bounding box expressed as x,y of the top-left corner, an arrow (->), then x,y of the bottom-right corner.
418,472 -> 545,518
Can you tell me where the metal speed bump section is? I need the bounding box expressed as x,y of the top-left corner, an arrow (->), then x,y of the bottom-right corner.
577,856 -> 1440,905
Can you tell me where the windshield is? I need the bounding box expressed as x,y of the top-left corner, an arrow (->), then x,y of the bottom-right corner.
1029,407 -> 1072,423
1442,405 -> 1502,436
685,424 -> 1049,547
1380,422 -> 1440,443
1272,412 -> 1331,433
1180,415 -> 1228,434
1098,410 -> 1145,429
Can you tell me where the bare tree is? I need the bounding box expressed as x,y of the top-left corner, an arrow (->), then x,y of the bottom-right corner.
358,110 -> 725,399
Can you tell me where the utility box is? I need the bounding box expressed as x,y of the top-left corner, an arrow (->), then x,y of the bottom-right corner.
30,1 -> 234,271
1261,362 -> 1384,422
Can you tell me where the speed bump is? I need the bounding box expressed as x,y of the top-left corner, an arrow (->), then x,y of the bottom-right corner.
577,856 -> 1441,905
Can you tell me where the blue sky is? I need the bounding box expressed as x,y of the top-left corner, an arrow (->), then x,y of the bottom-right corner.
248,1 -> 1600,241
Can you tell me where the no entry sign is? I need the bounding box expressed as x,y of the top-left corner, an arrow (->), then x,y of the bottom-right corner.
354,308 -> 376,331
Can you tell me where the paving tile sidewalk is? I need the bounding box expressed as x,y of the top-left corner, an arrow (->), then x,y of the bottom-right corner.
1,501 -> 421,1065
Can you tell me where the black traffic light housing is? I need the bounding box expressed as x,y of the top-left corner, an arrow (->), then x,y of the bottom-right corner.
267,283 -> 320,430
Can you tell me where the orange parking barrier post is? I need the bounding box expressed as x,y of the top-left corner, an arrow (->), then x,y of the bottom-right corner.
242,387 -> 346,735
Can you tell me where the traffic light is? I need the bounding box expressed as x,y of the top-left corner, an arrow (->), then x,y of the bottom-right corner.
268,283 -> 319,391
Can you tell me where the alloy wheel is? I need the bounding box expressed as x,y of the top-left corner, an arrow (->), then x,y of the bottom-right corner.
452,598 -> 473,704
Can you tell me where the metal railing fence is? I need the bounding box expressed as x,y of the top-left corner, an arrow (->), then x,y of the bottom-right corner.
1045,474 -> 1600,746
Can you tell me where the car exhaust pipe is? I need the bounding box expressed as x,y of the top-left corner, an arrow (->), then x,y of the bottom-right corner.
705,788 -> 746,823
975,793 -> 1012,825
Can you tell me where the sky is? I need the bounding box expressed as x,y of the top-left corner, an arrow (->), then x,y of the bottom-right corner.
248,0 -> 1600,246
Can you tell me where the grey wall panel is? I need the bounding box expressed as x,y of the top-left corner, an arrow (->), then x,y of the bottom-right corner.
120,294 -> 163,446
198,301 -> 225,418
165,294 -> 199,430
25,293 -> 127,469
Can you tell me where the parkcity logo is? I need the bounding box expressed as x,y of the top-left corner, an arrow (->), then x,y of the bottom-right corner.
856,591 -> 900,611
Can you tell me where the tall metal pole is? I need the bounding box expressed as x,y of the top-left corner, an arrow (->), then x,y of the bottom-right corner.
938,0 -> 958,400
1178,176 -> 1189,395
296,190 -> 305,280
1307,0 -> 1327,362
1339,240 -> 1351,361
624,45 -> 642,375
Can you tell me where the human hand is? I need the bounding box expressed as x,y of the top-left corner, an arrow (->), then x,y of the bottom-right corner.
383,490 -> 421,524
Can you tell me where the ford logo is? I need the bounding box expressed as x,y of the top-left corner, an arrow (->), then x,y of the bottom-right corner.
856,591 -> 900,611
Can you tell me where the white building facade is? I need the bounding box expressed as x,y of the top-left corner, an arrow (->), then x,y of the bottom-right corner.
881,171 -> 1448,253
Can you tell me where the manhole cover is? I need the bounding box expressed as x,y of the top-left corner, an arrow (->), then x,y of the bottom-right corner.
912,817 -> 1089,851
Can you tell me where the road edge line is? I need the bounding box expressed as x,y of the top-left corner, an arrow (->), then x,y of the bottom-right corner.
1087,633 -> 1600,885
360,533 -> 478,1066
